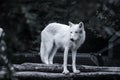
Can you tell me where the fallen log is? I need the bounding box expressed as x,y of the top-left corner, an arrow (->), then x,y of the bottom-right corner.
14,63 -> 120,72
14,71 -> 120,79
0,70 -> 120,79
0,63 -> 120,79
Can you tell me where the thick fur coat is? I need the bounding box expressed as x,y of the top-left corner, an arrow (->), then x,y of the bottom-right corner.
39,22 -> 85,74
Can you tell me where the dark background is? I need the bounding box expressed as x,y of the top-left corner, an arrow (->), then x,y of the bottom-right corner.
0,0 -> 120,66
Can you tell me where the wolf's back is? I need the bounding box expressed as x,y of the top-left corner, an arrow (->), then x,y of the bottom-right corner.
39,22 -> 70,63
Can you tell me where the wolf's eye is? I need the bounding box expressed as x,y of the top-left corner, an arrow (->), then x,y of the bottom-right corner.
79,30 -> 82,33
75,31 -> 78,33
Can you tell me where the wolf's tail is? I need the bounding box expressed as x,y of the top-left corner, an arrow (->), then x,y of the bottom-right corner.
39,41 -> 46,63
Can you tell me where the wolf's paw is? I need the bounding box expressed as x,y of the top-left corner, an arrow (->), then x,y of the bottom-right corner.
73,70 -> 80,74
62,70 -> 70,75
45,62 -> 49,64
49,61 -> 53,64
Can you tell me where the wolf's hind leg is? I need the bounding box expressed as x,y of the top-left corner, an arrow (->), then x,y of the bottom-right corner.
49,46 -> 58,64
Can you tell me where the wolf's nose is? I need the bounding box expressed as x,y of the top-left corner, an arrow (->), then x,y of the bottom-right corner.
70,38 -> 74,41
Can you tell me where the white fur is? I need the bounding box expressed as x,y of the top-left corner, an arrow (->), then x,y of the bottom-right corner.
39,22 -> 85,74
0,28 -> 3,37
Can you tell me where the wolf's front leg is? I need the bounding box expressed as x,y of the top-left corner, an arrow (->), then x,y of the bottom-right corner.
72,50 -> 80,74
62,47 -> 69,74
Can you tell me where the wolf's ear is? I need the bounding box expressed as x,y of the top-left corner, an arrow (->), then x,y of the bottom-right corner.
68,21 -> 73,27
79,22 -> 84,28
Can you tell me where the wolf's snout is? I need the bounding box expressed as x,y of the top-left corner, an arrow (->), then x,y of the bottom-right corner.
70,38 -> 74,41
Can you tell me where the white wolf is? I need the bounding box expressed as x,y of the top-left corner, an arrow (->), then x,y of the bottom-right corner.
39,21 -> 85,74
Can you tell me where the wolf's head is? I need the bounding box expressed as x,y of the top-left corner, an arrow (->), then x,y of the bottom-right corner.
69,21 -> 85,41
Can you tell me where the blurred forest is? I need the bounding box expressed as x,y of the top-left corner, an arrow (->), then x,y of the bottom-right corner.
0,0 -> 119,55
